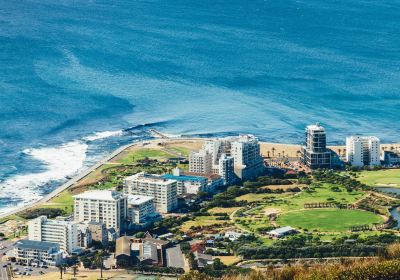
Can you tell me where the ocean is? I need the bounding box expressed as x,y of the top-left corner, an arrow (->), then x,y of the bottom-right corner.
0,0 -> 400,214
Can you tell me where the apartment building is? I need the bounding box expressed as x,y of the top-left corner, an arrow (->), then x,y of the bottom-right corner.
301,123 -> 331,169
123,172 -> 178,213
127,194 -> 157,224
162,167 -> 208,195
189,150 -> 212,174
14,240 -> 63,266
87,221 -> 108,246
218,154 -> 235,185
28,216 -> 80,254
73,190 -> 127,235
346,136 -> 381,167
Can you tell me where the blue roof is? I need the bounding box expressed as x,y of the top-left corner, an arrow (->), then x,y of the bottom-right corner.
162,174 -> 207,182
15,240 -> 60,251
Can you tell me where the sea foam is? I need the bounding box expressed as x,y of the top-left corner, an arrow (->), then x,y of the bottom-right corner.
83,130 -> 124,142
0,141 -> 88,215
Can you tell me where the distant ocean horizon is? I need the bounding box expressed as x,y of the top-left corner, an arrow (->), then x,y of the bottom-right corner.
1,0 -> 400,214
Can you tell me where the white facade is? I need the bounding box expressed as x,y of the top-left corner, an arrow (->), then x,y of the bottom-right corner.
127,195 -> 156,224
124,172 -> 178,213
162,168 -> 208,195
189,150 -> 212,174
346,136 -> 381,167
190,134 -> 263,181
14,240 -> 63,266
73,190 -> 127,235
28,216 -> 80,254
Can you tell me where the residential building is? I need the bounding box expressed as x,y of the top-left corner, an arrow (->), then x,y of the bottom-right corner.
268,226 -> 297,238
115,233 -> 169,267
162,168 -> 208,195
73,190 -> 127,235
127,194 -> 159,226
123,172 -> 178,213
193,135 -> 264,181
184,171 -> 224,193
87,221 -> 108,247
218,153 -> 235,185
346,136 -> 381,167
14,240 -> 63,266
189,150 -> 212,174
301,123 -> 332,169
382,150 -> 400,166
28,216 -> 81,254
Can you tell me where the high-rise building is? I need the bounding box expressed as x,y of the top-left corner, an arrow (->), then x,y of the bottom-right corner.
230,135 -> 264,179
190,134 -> 263,181
218,154 -> 235,185
87,221 -> 108,247
123,172 -> 178,213
126,195 -> 157,224
189,150 -> 212,174
301,123 -> 331,169
28,216 -> 81,254
73,190 -> 127,235
346,136 -> 381,167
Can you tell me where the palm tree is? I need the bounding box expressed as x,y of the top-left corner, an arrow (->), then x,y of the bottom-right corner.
296,150 -> 301,159
272,147 -> 276,157
95,250 -> 105,279
267,151 -> 270,158
338,149 -> 341,157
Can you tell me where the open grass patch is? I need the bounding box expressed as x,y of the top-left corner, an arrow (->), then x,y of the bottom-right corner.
41,190 -> 74,214
355,169 -> 400,188
208,207 -> 241,215
117,149 -> 174,164
181,216 -> 232,232
235,193 -> 285,203
277,209 -> 384,232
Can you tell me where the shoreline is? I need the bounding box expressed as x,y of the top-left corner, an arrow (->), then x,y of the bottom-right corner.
1,135 -> 400,221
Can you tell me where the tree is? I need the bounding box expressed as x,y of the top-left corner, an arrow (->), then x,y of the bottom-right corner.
272,147 -> 276,157
95,250 -> 105,279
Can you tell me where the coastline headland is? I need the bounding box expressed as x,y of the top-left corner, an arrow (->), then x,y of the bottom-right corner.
1,131 -> 399,221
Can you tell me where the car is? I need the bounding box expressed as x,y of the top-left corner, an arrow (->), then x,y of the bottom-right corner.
2,264 -> 7,268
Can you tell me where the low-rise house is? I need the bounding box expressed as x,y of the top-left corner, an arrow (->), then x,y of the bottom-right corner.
184,172 -> 224,193
14,240 -> 63,266
224,231 -> 244,241
268,226 -> 296,238
115,233 -> 169,267
193,251 -> 213,268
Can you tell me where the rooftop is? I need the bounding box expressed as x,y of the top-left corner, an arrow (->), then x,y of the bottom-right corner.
268,226 -> 295,235
125,172 -> 177,185
127,194 -> 153,205
73,190 -> 125,201
162,174 -> 207,182
15,240 -> 60,251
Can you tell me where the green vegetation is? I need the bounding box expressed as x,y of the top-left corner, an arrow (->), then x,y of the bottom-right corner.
355,169 -> 400,187
117,148 -> 174,164
277,209 -> 384,232
42,190 -> 74,214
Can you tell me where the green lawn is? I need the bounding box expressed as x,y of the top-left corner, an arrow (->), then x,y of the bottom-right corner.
117,149 -> 174,164
270,183 -> 364,211
235,193 -> 284,203
41,190 -> 74,214
355,169 -> 400,187
169,146 -> 190,156
277,209 -> 384,232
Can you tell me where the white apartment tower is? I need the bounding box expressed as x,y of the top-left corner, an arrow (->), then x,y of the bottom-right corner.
73,190 -> 127,235
189,150 -> 212,174
28,216 -> 80,254
123,172 -> 178,213
346,136 -> 381,167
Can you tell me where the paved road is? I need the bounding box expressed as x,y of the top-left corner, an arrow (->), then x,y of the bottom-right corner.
0,266 -> 10,280
166,245 -> 185,268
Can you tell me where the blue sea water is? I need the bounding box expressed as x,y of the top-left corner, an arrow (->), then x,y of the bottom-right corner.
1,0 -> 400,214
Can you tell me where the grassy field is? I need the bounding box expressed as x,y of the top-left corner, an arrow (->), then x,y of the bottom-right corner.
117,149 -> 174,164
269,183 -> 365,212
355,169 -> 400,187
208,207 -> 241,215
277,209 -> 384,232
40,190 -> 74,214
181,216 -> 233,232
213,255 -> 242,265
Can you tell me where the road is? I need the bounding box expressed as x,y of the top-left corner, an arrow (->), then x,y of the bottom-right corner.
166,245 -> 185,268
